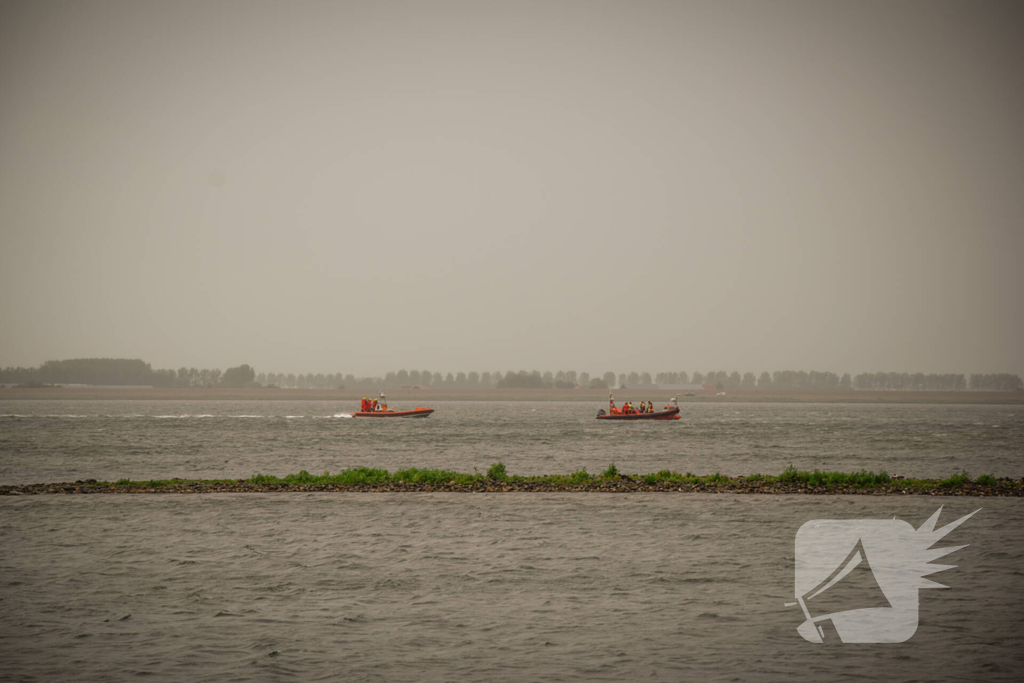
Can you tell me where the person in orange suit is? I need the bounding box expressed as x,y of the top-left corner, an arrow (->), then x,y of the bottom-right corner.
609,396 -> 621,415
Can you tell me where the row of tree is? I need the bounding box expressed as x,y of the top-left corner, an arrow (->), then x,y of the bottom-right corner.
0,359 -> 257,389
852,372 -> 966,391
495,370 -> 1023,392
966,374 -> 1024,391
849,373 -> 1022,391
150,364 -> 256,388
0,358 -> 156,386
1,359 -> 1021,392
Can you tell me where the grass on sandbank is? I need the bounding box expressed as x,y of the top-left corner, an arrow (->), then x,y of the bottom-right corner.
99,464 -> 1010,490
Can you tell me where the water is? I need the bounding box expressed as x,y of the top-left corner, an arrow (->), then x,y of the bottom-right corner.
2,400 -> 1023,484
1,494 -> 1021,681
2,400 -> 1023,681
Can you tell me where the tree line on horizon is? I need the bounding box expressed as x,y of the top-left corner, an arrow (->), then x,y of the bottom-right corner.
1,358 -> 1021,392
0,359 -> 256,388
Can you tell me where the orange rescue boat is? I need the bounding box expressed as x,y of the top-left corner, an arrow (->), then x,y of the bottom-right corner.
353,407 -> 434,418
353,392 -> 434,418
596,395 -> 680,421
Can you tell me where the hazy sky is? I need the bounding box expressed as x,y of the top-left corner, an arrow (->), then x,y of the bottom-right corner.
2,0 -> 1021,377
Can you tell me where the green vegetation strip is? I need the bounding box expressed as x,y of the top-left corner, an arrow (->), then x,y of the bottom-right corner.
2,465 -> 1021,496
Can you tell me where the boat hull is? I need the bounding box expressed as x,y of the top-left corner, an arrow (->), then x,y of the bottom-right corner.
597,407 -> 680,420
353,408 -> 434,418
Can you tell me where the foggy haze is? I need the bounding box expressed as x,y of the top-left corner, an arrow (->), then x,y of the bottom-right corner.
2,0 -> 1021,378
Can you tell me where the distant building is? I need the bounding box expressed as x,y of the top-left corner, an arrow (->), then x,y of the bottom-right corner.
400,385 -> 430,390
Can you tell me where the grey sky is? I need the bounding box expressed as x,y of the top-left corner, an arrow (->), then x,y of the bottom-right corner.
2,0 -> 1021,377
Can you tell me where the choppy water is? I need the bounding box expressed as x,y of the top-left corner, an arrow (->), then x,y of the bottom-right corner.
1,400 -> 1023,483
2,401 -> 1022,681
1,495 -> 1021,681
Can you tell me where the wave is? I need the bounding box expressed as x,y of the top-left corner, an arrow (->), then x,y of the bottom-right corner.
2,413 -> 345,420
1,414 -> 91,418
153,414 -> 216,419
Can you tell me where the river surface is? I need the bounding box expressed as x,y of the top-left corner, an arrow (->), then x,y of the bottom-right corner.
1,401 -> 1022,681
1,400 -> 1023,483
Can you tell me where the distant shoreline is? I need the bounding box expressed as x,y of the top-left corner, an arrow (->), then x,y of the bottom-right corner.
1,386 -> 1022,404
